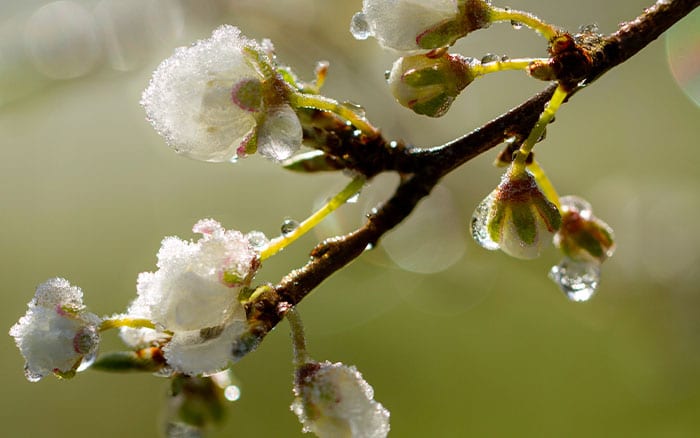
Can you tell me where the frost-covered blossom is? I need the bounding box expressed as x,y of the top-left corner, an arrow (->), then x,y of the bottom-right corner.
141,25 -> 302,163
122,219 -> 267,375
351,0 -> 493,52
292,361 -> 390,438
471,166 -> 561,259
9,278 -> 101,382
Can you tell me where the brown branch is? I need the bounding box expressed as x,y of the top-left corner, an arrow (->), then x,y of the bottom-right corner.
245,0 -> 699,339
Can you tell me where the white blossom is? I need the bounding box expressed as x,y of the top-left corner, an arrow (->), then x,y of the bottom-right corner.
292,361 -> 390,438
351,0 -> 460,51
122,219 -> 266,375
141,25 -> 302,163
9,278 -> 101,382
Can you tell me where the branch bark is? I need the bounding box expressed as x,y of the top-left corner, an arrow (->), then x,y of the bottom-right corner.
246,0 -> 699,339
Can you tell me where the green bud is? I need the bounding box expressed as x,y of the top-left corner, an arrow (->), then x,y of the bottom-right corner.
472,165 -> 561,259
388,52 -> 477,117
554,196 -> 615,264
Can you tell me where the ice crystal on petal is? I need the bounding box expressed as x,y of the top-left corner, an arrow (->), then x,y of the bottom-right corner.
9,278 -> 101,381
141,25 -> 264,162
257,104 -> 303,162
292,361 -> 390,438
164,320 -> 249,375
353,0 -> 460,51
124,219 -> 264,374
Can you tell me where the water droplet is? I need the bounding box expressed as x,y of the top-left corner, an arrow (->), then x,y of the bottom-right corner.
257,105 -> 302,162
342,101 -> 367,118
500,55 -> 510,62
549,258 -> 601,302
77,350 -> 97,372
470,192 -> 500,250
511,20 -> 523,30
224,384 -> 241,401
281,218 -> 300,236
559,195 -> 593,219
353,129 -> 362,137
24,365 -> 43,382
246,231 -> 269,249
347,192 -> 360,204
350,12 -> 371,40
364,243 -> 374,251
389,141 -> 398,148
578,23 -> 600,34
384,70 -> 391,81
481,53 -> 499,64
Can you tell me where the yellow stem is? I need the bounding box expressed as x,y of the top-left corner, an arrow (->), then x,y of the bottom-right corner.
512,84 -> 568,174
490,7 -> 559,41
474,57 -> 548,76
99,317 -> 157,332
260,175 -> 366,261
288,92 -> 379,137
528,160 -> 561,209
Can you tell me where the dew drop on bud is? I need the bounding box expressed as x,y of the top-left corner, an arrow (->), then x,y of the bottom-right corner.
76,350 -> 97,372
578,23 -> 600,34
281,218 -> 300,236
350,12 -> 371,40
511,20 -> 523,30
470,192 -> 500,250
247,231 -> 268,249
559,195 -> 593,219
224,384 -> 241,402
500,55 -> 510,62
549,258 -> 601,302
481,53 -> 500,63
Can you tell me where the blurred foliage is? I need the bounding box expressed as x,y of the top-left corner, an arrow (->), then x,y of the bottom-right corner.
1,0 -> 699,436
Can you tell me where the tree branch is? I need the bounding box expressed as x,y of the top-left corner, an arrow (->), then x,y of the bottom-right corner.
246,0 -> 699,339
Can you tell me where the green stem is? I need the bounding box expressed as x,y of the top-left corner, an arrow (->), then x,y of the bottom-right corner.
512,84 -> 568,174
490,7 -> 559,41
285,307 -> 310,367
528,160 -> 561,209
260,175 -> 366,260
99,317 -> 157,332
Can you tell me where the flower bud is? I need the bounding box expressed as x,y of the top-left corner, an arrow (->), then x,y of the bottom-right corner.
471,166 -> 561,259
388,53 -> 477,117
554,196 -> 615,264
9,278 -> 101,381
351,0 -> 493,52
291,361 -> 390,438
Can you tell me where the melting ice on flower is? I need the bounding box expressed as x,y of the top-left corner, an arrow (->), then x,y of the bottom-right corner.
351,0 -> 493,52
122,219 -> 267,375
471,165 -> 561,259
291,361 -> 390,438
9,278 -> 101,382
141,25 -> 302,163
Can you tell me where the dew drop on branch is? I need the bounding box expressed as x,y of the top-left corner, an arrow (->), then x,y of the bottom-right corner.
481,53 -> 499,63
510,20 -> 523,30
549,258 -> 601,302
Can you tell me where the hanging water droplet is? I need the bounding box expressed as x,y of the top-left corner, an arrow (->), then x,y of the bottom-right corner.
384,70 -> 391,81
511,20 -> 523,30
281,218 -> 300,236
481,53 -> 499,63
76,350 -> 97,372
350,13 -> 371,40
470,192 -> 500,250
549,258 -> 601,302
24,365 -> 43,382
224,384 -> 242,401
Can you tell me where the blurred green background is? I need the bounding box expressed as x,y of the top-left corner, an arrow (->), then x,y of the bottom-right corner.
2,0 -> 699,436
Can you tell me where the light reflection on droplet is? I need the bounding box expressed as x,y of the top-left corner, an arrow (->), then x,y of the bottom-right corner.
350,12 -> 371,40
666,8 -> 700,106
470,191 -> 500,251
549,258 -> 600,302
224,385 -> 241,401
24,1 -> 100,80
